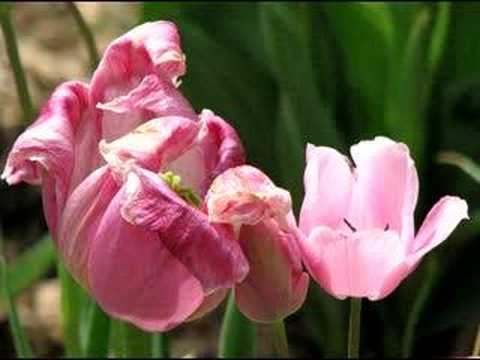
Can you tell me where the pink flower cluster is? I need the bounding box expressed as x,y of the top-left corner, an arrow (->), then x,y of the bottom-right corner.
1,22 -> 468,331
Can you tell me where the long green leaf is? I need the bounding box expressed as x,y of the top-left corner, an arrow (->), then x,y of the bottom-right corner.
0,229 -> 34,358
218,292 -> 257,358
259,2 -> 343,210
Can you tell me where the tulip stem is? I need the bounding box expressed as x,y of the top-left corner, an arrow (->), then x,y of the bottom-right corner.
0,4 -> 35,123
218,292 -> 257,358
473,324 -> 480,357
270,320 -> 290,358
66,2 -> 99,72
347,298 -> 362,358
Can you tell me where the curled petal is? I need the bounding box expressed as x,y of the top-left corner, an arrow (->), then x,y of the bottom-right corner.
89,185 -> 204,332
197,109 -> 246,193
120,167 -> 249,293
408,196 -> 469,263
206,165 -> 291,226
97,74 -> 196,121
90,21 -> 187,142
299,144 -> 354,236
100,116 -> 199,179
299,226 -> 405,300
235,219 -> 309,322
348,136 -> 419,238
1,81 -> 92,236
57,166 -> 119,287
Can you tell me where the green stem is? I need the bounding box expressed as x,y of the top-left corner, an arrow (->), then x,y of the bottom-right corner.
152,333 -> 169,358
218,292 -> 257,358
118,321 -> 154,358
401,257 -> 437,357
0,227 -> 34,358
65,2 -> 99,71
347,298 -> 362,358
0,4 -> 35,123
58,261 -> 88,357
83,298 -> 111,357
270,320 -> 289,358
472,324 -> 480,357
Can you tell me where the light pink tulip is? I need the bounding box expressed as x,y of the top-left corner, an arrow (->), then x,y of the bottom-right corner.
206,165 -> 309,323
299,137 -> 469,301
2,22 -> 249,331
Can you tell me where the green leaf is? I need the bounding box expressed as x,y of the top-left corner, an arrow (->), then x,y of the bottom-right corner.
259,2 -> 343,210
417,212 -> 480,335
218,292 -> 257,358
323,2 -> 394,134
0,234 -> 56,306
0,229 -> 34,358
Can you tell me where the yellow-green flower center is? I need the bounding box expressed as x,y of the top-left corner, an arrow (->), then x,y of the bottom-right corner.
159,171 -> 201,208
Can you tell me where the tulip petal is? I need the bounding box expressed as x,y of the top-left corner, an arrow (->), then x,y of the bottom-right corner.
90,21 -> 187,142
187,289 -> 228,322
299,144 -> 355,235
99,116 -> 199,178
57,166 -> 119,287
206,165 -> 291,226
1,81 -> 94,236
348,136 -> 419,240
97,74 -> 196,122
235,219 -> 309,322
408,196 -> 469,262
300,226 -> 405,300
166,110 -> 246,196
199,109 -> 246,181
120,168 -> 249,293
89,184 -> 204,332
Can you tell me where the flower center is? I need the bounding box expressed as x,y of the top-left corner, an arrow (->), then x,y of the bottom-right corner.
159,171 -> 201,208
343,218 -> 390,233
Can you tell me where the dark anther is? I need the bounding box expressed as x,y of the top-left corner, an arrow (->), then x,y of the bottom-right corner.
384,223 -> 390,231
343,218 -> 357,232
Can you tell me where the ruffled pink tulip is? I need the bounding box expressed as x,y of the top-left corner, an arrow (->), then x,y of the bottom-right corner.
206,165 -> 309,323
299,137 -> 469,301
2,21 -> 248,331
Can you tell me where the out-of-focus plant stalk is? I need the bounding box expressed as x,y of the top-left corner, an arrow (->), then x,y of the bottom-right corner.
0,4 -> 35,124
66,2 -> 99,71
270,320 -> 289,358
0,226 -> 34,358
401,257 -> 438,357
347,298 -> 362,358
472,325 -> 480,357
219,292 -> 257,358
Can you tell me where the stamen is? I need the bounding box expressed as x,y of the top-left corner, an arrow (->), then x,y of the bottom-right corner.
384,223 -> 390,231
343,218 -> 357,232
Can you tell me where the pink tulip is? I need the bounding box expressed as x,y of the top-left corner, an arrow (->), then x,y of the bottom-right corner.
206,165 -> 309,323
299,137 -> 469,300
1,22 -> 249,331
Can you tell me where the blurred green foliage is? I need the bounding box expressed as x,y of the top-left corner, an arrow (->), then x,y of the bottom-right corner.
142,2 -> 480,357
